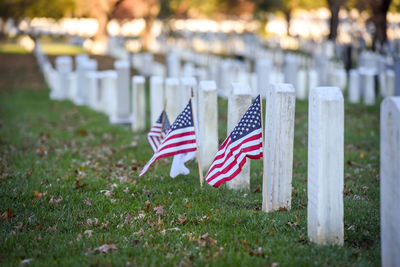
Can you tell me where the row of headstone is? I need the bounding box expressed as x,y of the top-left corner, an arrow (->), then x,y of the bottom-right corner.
35,43 -> 400,260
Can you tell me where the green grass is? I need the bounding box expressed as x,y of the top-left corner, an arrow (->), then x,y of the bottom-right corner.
40,42 -> 86,55
0,43 -> 28,54
0,53 -> 380,266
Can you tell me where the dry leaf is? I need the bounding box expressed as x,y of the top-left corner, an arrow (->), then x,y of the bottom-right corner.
1,209 -> 14,220
49,196 -> 63,205
33,190 -> 44,200
101,220 -> 109,229
48,225 -> 57,232
84,230 -> 93,237
198,233 -> 217,247
20,258 -> 33,266
83,198 -> 92,206
133,228 -> 144,236
85,244 -> 117,255
154,206 -> 165,216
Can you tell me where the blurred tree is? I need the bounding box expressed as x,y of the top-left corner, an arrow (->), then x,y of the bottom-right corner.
0,0 -> 75,20
368,0 -> 391,48
327,0 -> 348,41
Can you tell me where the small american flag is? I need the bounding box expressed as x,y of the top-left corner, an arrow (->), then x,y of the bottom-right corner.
205,95 -> 263,187
140,100 -> 197,177
147,111 -> 170,152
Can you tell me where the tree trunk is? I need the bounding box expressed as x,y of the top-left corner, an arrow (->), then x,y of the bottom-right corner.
142,16 -> 154,51
284,9 -> 291,36
328,1 -> 340,41
369,0 -> 391,50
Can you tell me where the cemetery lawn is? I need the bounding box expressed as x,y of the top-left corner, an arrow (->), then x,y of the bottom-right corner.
0,52 -> 380,266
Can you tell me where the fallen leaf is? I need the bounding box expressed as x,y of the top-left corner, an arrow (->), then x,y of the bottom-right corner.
83,198 -> 92,206
154,206 -> 165,216
100,190 -> 114,197
101,220 -> 109,229
76,129 -> 87,136
184,201 -> 192,209
133,228 -> 144,236
84,230 -> 93,237
253,184 -> 261,193
198,233 -> 217,247
26,170 -> 32,179
178,217 -> 187,225
85,244 -> 118,255
33,190 -> 43,200
1,209 -> 14,220
48,225 -> 57,232
49,196 -> 63,205
76,233 -> 82,241
20,258 -> 34,266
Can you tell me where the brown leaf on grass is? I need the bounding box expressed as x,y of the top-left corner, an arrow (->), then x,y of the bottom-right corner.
178,216 -> 187,225
76,233 -> 82,241
184,201 -> 192,209
1,209 -> 15,220
133,228 -> 144,236
154,206 -> 165,216
15,221 -> 23,230
76,129 -> 87,136
198,233 -> 217,247
75,180 -> 87,189
100,190 -> 114,197
83,198 -> 92,206
20,258 -> 34,267
85,244 -> 118,255
242,240 -> 267,257
26,170 -> 32,179
48,225 -> 57,232
49,196 -> 63,205
101,220 -> 109,229
35,147 -> 48,157
253,184 -> 261,193
84,230 -> 93,237
86,218 -> 99,227
33,190 -> 44,200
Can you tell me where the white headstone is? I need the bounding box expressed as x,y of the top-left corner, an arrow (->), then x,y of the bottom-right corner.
86,71 -> 101,111
54,56 -> 72,99
226,83 -> 253,190
165,77 -> 180,122
167,52 -> 180,78
131,76 -> 146,131
380,97 -> 400,267
256,58 -> 272,97
67,72 -> 77,101
180,77 -> 197,111
101,70 -> 118,118
308,69 -> 318,96
150,76 -> 164,124
198,81 -> 219,171
386,70 -> 395,97
111,60 -> 131,124
283,55 -> 298,87
296,69 -> 307,100
75,58 -> 97,106
348,69 -> 360,103
307,86 -> 344,246
263,83 -> 296,212
363,69 -> 376,106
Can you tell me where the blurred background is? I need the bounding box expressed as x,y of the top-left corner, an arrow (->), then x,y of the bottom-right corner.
0,0 -> 399,55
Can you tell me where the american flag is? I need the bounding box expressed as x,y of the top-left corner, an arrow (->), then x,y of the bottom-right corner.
140,100 -> 197,177
147,111 -> 170,152
205,95 -> 263,187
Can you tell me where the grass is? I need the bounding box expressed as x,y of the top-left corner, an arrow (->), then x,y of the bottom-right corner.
0,43 -> 28,54
40,42 -> 86,55
0,52 -> 380,266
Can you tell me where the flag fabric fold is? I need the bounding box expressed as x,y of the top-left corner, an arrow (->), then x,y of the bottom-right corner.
140,100 -> 197,177
147,111 -> 170,153
205,95 -> 263,187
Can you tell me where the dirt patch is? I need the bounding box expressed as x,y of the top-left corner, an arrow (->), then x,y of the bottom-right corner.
0,53 -> 45,91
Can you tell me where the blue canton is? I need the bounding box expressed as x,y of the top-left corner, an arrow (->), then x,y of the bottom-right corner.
156,111 -> 171,131
230,95 -> 261,142
170,100 -> 194,131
